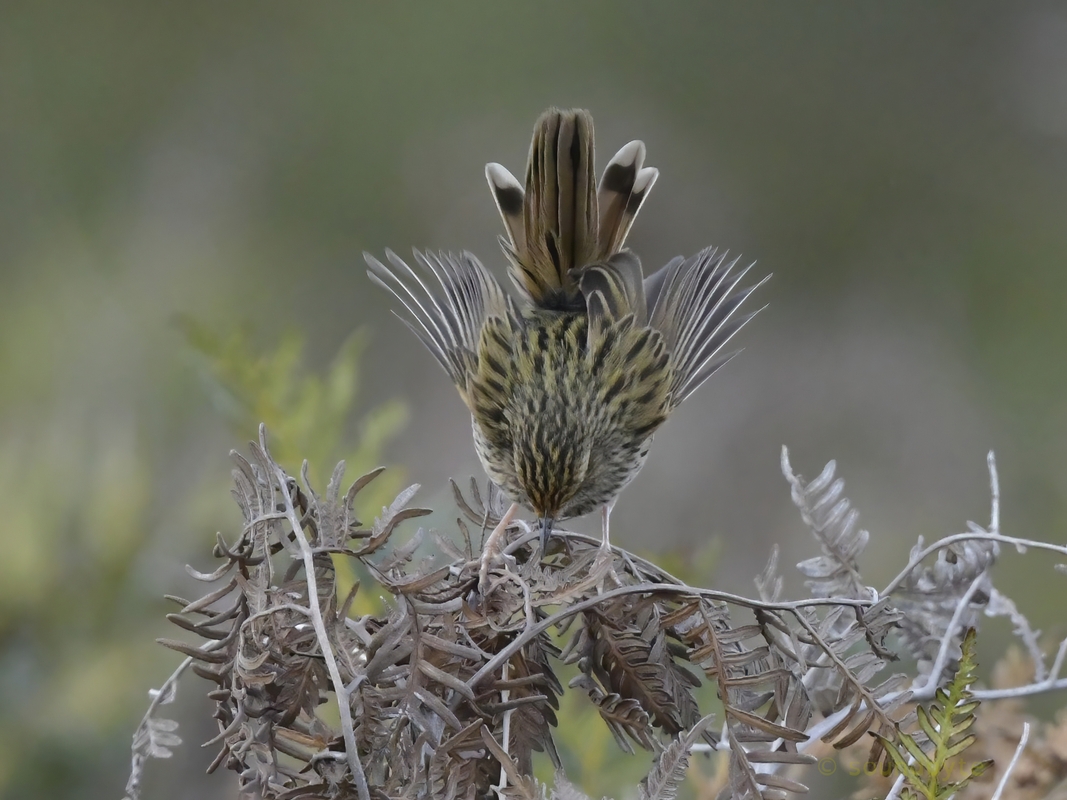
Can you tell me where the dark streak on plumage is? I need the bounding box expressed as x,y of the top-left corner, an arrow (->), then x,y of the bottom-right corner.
568,122 -> 582,174
601,374 -> 627,406
590,337 -> 611,375
601,162 -> 632,195
638,362 -> 660,382
536,327 -> 549,352
625,332 -> 649,362
634,388 -> 660,406
496,185 -> 524,216
545,235 -> 561,275
483,352 -> 505,377
481,405 -> 507,426
625,189 -> 646,215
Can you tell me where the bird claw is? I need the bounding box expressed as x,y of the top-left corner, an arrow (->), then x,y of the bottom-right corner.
590,545 -> 621,594
477,548 -> 517,594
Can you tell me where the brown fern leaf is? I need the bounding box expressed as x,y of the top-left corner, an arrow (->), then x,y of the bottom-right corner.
570,674 -> 655,753
573,600 -> 701,738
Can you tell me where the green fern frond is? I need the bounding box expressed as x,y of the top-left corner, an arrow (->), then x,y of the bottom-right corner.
873,628 -> 993,799
179,319 -> 406,486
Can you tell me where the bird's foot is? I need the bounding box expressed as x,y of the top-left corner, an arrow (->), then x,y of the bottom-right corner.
477,502 -> 521,594
477,546 -> 517,594
590,543 -> 621,594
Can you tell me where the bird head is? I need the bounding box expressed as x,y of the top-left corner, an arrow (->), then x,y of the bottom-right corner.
513,434 -> 592,550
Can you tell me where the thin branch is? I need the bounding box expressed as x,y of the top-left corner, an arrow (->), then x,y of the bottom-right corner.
262,427 -> 369,800
971,677 -> 1067,700
882,531 -> 1067,598
497,661 -> 512,795
804,671 -> 1065,752
466,581 -> 872,691
919,573 -> 987,692
791,610 -> 898,735
987,450 -> 1000,535
990,721 -> 1029,800
1050,637 -> 1067,686
242,603 -> 312,626
883,772 -> 907,800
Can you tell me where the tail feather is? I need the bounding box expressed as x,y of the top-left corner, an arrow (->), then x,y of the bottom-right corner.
508,108 -> 597,308
485,162 -> 526,256
596,140 -> 659,259
643,254 -> 684,313
487,108 -> 658,311
531,109 -> 598,285
578,251 -> 648,345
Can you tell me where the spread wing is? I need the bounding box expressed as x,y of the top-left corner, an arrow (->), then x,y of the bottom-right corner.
365,249 -> 512,407
646,247 -> 769,408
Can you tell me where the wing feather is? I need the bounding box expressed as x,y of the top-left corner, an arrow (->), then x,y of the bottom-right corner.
365,249 -> 510,405
646,247 -> 769,407
578,250 -> 648,345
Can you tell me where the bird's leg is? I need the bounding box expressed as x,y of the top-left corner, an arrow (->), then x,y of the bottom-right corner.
592,500 -> 620,591
600,501 -> 614,552
478,501 -> 520,593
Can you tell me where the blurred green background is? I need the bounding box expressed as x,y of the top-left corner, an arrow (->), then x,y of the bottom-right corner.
2,3 -> 1066,798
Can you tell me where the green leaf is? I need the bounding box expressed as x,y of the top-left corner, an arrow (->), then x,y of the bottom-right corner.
899,730 -> 935,775
182,323 -> 405,491
872,629 -> 991,800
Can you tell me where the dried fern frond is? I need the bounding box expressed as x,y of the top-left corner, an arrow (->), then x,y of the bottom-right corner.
133,433 -> 1066,800
892,533 -> 997,683
639,714 -> 716,800
150,432 -> 911,799
781,447 -> 874,601
123,670 -> 184,800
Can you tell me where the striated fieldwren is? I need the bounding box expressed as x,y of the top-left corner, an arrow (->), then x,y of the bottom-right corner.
366,108 -> 767,585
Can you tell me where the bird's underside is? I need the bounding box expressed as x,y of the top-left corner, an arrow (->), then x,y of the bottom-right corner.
468,308 -> 667,525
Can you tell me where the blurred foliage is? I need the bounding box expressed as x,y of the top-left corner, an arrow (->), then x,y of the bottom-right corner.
179,319 -> 407,491
0,425 -> 156,796
0,316 -> 406,799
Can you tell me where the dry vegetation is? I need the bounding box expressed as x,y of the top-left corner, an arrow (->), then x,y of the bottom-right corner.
125,428 -> 1067,800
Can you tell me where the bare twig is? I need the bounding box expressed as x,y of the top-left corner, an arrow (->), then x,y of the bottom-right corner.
990,721 -> 1030,800
882,531 -> 1067,598
987,450 -> 1000,535
262,427 -> 369,800
919,573 -> 987,691
466,581 -> 872,691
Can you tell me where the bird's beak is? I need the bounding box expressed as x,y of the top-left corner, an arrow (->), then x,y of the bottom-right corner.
539,516 -> 554,552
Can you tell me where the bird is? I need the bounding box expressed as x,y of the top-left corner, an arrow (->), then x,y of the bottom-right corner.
366,107 -> 767,587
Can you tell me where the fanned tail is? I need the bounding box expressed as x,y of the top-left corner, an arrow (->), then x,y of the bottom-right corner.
486,108 -> 658,311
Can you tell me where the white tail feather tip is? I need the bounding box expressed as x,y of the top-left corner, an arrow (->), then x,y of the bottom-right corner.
485,162 -> 521,191
606,139 -> 646,171
632,167 -> 659,194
